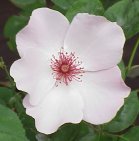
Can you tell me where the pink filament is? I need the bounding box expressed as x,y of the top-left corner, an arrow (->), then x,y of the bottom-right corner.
50,49 -> 84,85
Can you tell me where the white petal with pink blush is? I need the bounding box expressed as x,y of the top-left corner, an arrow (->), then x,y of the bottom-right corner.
10,8 -> 131,134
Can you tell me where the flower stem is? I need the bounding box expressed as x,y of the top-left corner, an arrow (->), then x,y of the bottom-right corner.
126,37 -> 139,74
0,57 -> 15,89
97,125 -> 102,141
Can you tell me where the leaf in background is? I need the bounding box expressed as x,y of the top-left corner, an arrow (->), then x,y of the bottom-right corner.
66,0 -> 104,21
50,122 -> 118,141
79,130 -> 117,141
100,0 -> 120,9
0,87 -> 13,105
104,0 -> 139,39
10,0 -> 46,11
119,126 -> 139,141
4,0 -> 47,52
7,37 -> 17,52
103,91 -> 139,132
0,88 -> 37,140
4,15 -> 28,38
0,98 -> 5,105
127,65 -> 139,78
52,5 -> 67,15
118,60 -> 126,79
4,15 -> 28,51
52,0 -> 76,10
22,114 -> 38,141
0,104 -> 29,141
99,135 -> 117,141
48,122 -> 96,141
79,133 -> 98,141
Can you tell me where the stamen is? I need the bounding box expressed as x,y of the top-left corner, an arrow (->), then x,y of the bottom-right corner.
50,49 -> 84,86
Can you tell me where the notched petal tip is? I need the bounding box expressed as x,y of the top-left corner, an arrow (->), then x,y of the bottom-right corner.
23,87 -> 83,134
64,13 -> 126,71
16,7 -> 69,57
81,66 -> 131,125
35,117 -> 83,135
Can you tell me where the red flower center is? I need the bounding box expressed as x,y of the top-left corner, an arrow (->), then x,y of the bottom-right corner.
51,49 -> 84,86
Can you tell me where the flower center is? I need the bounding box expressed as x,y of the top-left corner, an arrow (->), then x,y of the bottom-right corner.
50,49 -> 84,86
61,64 -> 69,73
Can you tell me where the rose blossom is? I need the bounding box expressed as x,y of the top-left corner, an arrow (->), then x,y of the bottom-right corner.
10,8 -> 130,134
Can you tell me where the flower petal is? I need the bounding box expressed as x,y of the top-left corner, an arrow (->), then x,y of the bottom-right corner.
24,85 -> 83,134
23,95 -> 32,109
64,13 -> 125,71
16,8 -> 69,57
10,48 -> 55,105
79,66 -> 130,124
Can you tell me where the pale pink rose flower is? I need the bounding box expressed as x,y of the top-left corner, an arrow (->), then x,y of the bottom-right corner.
10,8 -> 131,134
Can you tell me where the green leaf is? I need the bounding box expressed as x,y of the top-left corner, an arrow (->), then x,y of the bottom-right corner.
4,15 -> 28,51
103,91 -> 139,132
100,135 -> 117,141
104,0 -> 139,39
80,132 -> 117,141
118,60 -> 126,79
66,0 -> 104,21
100,0 -> 120,9
35,122 -> 117,141
10,0 -> 46,10
127,65 -> 139,78
52,0 -> 76,10
0,87 -> 14,105
0,104 -> 29,141
22,114 -> 37,141
51,122 -> 118,141
52,5 -> 67,15
7,37 -> 17,52
50,122 -> 95,141
0,99 -> 5,105
4,15 -> 28,38
79,133 -> 98,141
119,126 -> 139,141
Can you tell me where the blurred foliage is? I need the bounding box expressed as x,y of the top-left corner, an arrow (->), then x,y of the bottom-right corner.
10,0 -> 46,11
0,104 -> 29,141
127,65 -> 139,78
119,126 -> 139,141
100,0 -> 120,9
118,61 -> 126,79
52,0 -> 76,10
4,16 -> 28,38
66,0 -> 104,21
0,87 -> 14,106
1,0 -> 139,141
104,0 -> 139,39
4,0 -> 46,52
4,16 -> 28,51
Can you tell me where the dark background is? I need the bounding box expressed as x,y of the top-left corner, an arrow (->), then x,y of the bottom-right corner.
0,0 -> 139,90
